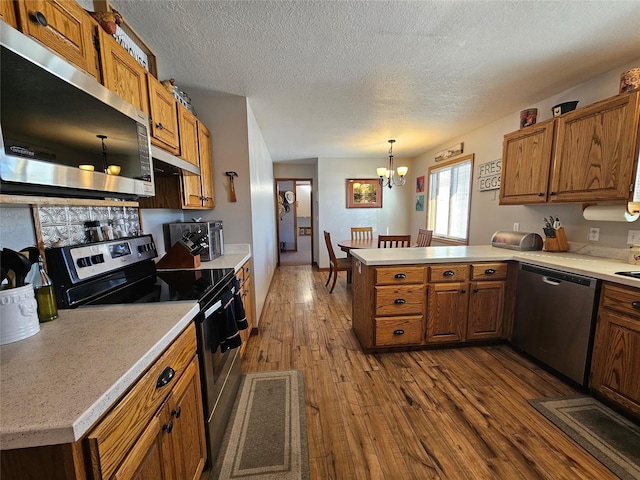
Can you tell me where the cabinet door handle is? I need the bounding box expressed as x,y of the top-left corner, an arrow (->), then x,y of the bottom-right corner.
394,298 -> 406,304
460,289 -> 466,294
473,288 -> 479,293
30,11 -> 48,27
484,268 -> 495,275
632,301 -> 640,310
550,191 -> 556,196
163,419 -> 174,434
538,192 -> 544,197
443,270 -> 455,277
155,122 -> 165,130
172,406 -> 182,418
394,273 -> 406,279
393,329 -> 405,335
156,367 -> 175,388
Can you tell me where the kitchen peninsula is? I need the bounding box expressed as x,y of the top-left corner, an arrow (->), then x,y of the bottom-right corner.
351,244 -> 640,420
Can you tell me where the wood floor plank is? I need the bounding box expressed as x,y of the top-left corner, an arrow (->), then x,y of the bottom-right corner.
241,265 -> 623,480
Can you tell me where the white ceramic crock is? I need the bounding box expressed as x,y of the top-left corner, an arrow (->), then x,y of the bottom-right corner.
0,284 -> 40,345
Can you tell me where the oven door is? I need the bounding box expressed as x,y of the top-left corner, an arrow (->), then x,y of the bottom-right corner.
195,289 -> 242,467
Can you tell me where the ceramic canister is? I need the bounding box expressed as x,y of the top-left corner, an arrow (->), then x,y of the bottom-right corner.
0,284 -> 40,345
620,68 -> 640,94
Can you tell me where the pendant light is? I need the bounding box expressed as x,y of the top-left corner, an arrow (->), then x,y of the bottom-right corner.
376,139 -> 407,189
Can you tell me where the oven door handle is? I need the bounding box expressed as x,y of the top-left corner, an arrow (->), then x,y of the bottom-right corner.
204,299 -> 223,318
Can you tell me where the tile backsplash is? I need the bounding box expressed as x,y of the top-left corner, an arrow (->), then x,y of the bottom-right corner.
38,205 -> 140,248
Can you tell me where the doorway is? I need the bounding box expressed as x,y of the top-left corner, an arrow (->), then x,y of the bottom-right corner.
275,179 -> 313,266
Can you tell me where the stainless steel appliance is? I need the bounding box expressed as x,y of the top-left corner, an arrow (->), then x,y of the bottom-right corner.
45,235 -> 242,468
512,263 -> 600,386
167,221 -> 224,261
0,26 -> 155,199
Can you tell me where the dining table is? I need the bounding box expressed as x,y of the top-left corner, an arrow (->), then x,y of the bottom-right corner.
337,239 -> 377,283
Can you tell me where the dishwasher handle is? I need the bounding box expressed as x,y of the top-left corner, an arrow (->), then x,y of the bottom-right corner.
542,276 -> 562,286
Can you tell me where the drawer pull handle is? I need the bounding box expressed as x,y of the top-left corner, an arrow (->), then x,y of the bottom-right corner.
163,419 -> 174,434
172,406 -> 182,418
394,298 -> 406,304
632,301 -> 640,310
156,367 -> 175,388
394,273 -> 406,279
484,269 -> 496,275
30,11 -> 48,27
443,270 -> 455,277
393,329 -> 405,335
473,288 -> 479,293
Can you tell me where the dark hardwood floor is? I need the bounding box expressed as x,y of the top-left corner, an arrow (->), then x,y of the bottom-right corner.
242,265 -> 615,479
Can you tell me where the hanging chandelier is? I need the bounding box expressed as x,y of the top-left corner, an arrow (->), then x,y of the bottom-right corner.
376,139 -> 408,189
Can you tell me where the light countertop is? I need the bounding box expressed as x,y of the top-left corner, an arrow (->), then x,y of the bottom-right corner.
350,245 -> 640,288
0,246 -> 252,451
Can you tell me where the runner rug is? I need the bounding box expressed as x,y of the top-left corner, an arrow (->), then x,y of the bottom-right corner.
213,370 -> 309,480
529,395 -> 640,480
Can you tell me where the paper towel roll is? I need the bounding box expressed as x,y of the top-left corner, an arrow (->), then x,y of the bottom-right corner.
583,205 -> 639,222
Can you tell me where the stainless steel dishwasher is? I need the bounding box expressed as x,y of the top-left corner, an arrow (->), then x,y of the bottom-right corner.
512,263 -> 600,386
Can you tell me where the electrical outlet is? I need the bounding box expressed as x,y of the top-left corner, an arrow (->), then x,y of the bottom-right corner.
628,230 -> 640,245
513,223 -> 520,231
589,227 -> 600,242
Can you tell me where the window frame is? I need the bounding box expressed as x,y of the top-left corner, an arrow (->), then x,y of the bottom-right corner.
426,153 -> 474,246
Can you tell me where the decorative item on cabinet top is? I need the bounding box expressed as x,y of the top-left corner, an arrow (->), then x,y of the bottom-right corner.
552,101 -> 579,117
520,109 -> 537,128
620,67 -> 640,94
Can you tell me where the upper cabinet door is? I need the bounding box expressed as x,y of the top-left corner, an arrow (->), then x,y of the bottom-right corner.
177,105 -> 199,167
17,0 -> 99,78
97,28 -> 148,114
197,122 -> 215,209
147,75 -> 180,154
499,119 -> 555,205
549,91 -> 640,203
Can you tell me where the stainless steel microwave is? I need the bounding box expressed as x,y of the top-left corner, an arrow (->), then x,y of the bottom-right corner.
167,221 -> 224,261
0,24 -> 154,199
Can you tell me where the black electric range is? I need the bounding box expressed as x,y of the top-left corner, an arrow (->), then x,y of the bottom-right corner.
46,235 -> 234,308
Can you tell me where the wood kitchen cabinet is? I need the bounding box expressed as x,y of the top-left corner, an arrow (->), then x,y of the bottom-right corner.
147,75 -> 180,154
352,264 -> 426,351
181,120 -> 215,209
590,282 -> 640,419
499,119 -> 556,205
238,258 -> 254,356
550,91 -> 640,203
97,26 -> 149,114
427,264 -> 469,344
16,0 -> 99,78
0,324 -> 206,480
467,263 -> 506,340
500,91 -> 640,205
0,0 -> 18,28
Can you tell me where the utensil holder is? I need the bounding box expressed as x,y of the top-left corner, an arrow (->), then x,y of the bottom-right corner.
543,227 -> 569,252
156,242 -> 201,269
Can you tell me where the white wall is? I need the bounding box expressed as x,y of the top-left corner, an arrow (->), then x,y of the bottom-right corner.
246,100 -> 277,323
317,157 -> 413,268
409,58 -> 640,251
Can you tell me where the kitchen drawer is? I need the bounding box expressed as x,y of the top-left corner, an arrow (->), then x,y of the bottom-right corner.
86,324 -> 197,480
601,282 -> 640,319
429,264 -> 469,282
471,262 -> 507,280
375,266 -> 425,285
375,285 -> 425,316
375,316 -> 423,346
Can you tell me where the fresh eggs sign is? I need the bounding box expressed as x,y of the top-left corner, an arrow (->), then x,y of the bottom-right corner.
478,159 -> 501,191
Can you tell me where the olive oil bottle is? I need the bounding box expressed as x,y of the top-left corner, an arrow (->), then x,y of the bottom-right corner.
33,255 -> 58,322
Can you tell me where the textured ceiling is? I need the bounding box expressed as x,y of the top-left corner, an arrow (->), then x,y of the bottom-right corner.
110,0 -> 640,162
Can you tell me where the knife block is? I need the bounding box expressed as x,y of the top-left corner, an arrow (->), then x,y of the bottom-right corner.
157,242 -> 201,269
543,227 -> 569,252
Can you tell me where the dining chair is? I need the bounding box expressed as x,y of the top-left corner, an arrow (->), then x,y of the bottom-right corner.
377,234 -> 411,248
351,226 -> 373,240
324,231 -> 352,293
416,228 -> 433,247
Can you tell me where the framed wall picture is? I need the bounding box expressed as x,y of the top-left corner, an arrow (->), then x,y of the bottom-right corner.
346,179 -> 382,208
